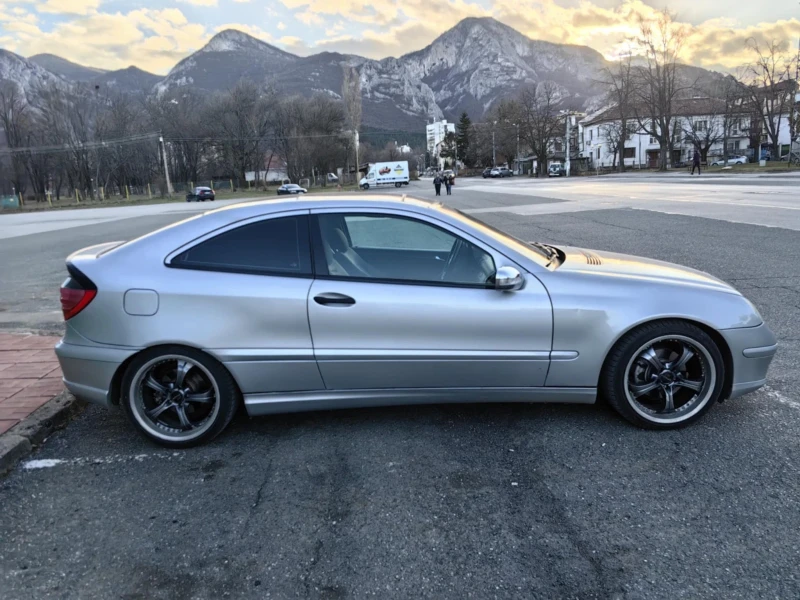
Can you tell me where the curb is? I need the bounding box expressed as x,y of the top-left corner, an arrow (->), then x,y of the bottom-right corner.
0,390 -> 85,476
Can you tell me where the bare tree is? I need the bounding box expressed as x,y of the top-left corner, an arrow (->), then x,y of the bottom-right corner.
599,53 -> 635,172
600,121 -> 625,169
518,81 -> 563,176
146,92 -> 208,185
632,9 -> 689,170
274,94 -> 347,184
0,83 -> 33,197
341,65 -> 362,170
205,81 -> 275,186
743,39 -> 798,160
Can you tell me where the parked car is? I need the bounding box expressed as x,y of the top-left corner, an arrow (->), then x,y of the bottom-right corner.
548,164 -> 566,177
497,167 -> 514,177
489,168 -> 501,178
185,187 -> 215,202
277,184 -> 307,195
327,173 -> 339,183
482,167 -> 493,178
711,156 -> 748,166
55,195 -> 776,447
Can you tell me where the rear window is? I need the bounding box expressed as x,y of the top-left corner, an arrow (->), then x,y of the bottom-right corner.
171,216 -> 311,276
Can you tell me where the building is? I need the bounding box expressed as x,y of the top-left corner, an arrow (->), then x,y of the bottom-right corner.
579,98 -> 756,169
426,120 -> 455,168
245,154 -> 288,183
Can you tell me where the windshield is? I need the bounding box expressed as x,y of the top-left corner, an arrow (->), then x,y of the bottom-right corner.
439,205 -> 554,265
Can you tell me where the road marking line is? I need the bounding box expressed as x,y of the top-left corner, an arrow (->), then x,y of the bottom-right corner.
21,452 -> 183,470
762,387 -> 800,410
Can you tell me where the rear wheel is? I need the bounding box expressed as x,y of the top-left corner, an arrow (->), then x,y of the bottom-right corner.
121,346 -> 239,447
601,320 -> 724,429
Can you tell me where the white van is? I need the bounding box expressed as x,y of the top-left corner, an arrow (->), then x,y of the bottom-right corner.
359,161 -> 410,189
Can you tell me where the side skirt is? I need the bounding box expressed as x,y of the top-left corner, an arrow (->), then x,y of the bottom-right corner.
243,387 -> 597,416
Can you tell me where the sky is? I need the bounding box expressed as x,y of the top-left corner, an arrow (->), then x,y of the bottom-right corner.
0,0 -> 798,75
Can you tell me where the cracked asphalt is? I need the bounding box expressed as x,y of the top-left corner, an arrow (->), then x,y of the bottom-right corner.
1,182 -> 799,599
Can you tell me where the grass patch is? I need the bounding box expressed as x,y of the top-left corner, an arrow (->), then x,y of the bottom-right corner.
1,185 -> 362,214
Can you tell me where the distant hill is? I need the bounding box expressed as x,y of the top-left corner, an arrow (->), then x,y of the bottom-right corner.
2,18 -> 728,132
29,53 -> 106,81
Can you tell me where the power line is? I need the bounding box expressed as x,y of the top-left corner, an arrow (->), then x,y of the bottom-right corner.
0,129 -> 426,157
0,133 -> 160,157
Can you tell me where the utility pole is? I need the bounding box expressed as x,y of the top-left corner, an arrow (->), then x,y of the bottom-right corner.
492,121 -> 497,167
454,128 -> 458,174
159,135 -> 173,196
516,123 -> 520,174
354,130 -> 360,182
565,114 -> 572,177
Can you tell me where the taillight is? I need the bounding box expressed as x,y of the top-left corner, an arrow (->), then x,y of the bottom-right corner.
60,265 -> 97,320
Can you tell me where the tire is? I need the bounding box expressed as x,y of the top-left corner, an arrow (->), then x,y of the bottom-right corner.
600,320 -> 725,429
121,345 -> 240,448
362,183 -> 369,190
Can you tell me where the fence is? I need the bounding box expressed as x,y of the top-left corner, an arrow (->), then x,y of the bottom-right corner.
0,175 -> 359,211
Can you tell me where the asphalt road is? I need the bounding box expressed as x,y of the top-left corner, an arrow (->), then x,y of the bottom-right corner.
1,176 -> 799,598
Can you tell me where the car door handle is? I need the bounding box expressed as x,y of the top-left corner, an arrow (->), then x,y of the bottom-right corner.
314,293 -> 356,306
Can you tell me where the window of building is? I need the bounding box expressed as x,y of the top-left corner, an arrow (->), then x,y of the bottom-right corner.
696,120 -> 708,132
596,147 -> 601,159
171,216 -> 312,276
623,147 -> 636,159
650,137 -> 658,144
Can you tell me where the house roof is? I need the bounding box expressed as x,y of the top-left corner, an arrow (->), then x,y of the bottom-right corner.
582,97 -> 747,126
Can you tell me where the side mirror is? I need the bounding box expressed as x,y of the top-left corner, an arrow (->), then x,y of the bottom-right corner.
494,266 -> 524,291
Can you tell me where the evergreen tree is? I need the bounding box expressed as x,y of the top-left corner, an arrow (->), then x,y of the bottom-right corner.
456,112 -> 472,166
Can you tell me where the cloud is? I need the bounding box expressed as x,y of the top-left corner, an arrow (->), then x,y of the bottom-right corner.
295,10 -> 323,26
11,8 -> 208,74
0,0 -> 797,78
38,0 -> 100,15
325,21 -> 345,37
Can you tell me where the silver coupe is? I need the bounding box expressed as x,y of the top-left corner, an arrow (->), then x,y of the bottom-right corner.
55,196 -> 777,447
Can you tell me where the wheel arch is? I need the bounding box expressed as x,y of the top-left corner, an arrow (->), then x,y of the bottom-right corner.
108,343 -> 244,406
598,317 -> 734,401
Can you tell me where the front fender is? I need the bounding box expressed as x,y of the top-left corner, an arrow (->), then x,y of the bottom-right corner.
537,272 -> 761,387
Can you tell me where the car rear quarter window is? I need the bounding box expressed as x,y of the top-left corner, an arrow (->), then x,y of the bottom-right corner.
171,216 -> 311,276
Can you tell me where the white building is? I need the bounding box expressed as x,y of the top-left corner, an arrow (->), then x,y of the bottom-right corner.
426,120 -> 455,166
580,92 -> 799,168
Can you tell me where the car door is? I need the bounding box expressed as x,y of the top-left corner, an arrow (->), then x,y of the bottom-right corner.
307,209 -> 553,390
163,210 -> 324,394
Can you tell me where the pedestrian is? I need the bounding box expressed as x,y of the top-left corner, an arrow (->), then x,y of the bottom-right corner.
444,174 -> 452,196
433,173 -> 442,196
691,150 -> 701,175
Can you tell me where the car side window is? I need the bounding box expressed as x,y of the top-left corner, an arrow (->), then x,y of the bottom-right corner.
171,215 -> 312,276
315,213 -> 495,287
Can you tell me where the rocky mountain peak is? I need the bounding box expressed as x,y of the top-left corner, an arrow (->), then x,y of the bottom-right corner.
202,29 -> 292,57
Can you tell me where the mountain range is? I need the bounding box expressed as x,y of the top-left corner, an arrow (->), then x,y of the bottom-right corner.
1,17 -> 724,132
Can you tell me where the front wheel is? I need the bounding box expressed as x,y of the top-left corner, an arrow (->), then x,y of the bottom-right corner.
121,346 -> 240,447
601,320 -> 725,429
361,183 -> 369,190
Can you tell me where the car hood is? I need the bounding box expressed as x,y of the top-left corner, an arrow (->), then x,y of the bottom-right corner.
551,245 -> 739,295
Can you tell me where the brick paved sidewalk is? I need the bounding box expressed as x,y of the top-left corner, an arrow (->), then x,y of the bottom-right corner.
0,333 -> 64,435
